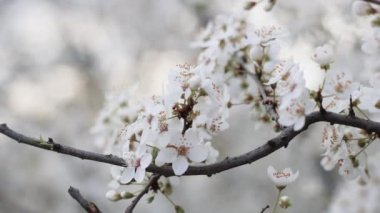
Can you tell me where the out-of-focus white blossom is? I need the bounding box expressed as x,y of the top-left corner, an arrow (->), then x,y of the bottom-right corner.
247,25 -> 287,47
362,28 -> 380,55
91,85 -> 139,153
328,153 -> 380,213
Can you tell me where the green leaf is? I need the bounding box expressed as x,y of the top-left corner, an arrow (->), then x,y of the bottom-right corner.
175,205 -> 185,213
147,196 -> 155,204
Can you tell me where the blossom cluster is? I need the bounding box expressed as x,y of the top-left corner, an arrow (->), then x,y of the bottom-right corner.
320,125 -> 372,181
352,1 -> 380,55
112,63 -> 229,184
91,2 -> 380,202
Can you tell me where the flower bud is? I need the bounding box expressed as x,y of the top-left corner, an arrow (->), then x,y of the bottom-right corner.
358,139 -> 367,148
250,45 -> 264,61
279,195 -> 291,209
312,44 -> 334,68
120,191 -> 135,199
105,190 -> 122,201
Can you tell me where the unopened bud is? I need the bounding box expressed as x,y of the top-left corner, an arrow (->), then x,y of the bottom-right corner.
312,44 -> 334,67
279,195 -> 291,209
120,191 -> 135,199
250,45 -> 264,61
358,139 -> 367,148
106,190 -> 122,201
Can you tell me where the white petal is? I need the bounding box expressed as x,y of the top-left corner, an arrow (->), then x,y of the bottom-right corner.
122,143 -> 130,154
134,167 -> 146,183
157,132 -> 170,147
188,145 -> 208,162
184,129 -> 200,146
135,144 -> 147,157
120,167 -> 135,184
293,117 -> 305,131
172,156 -> 189,175
289,170 -> 299,182
110,166 -> 122,179
140,154 -> 152,169
155,148 -> 177,166
267,165 -> 277,180
320,155 -> 336,171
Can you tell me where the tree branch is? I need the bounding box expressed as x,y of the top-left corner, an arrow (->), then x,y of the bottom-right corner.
125,174 -> 160,213
362,0 -> 380,5
1,111 -> 380,177
68,186 -> 101,213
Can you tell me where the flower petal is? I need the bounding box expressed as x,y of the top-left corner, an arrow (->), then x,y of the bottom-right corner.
155,148 -> 177,166
110,166 -> 122,179
188,145 -> 208,162
120,167 -> 135,184
267,165 -> 277,182
134,167 -> 146,183
172,156 -> 189,175
140,154 -> 152,169
293,117 -> 305,131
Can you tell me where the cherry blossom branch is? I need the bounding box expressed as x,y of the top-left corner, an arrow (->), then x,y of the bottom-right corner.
1,112 -> 380,177
68,186 -> 101,213
362,0 -> 380,5
125,174 -> 160,213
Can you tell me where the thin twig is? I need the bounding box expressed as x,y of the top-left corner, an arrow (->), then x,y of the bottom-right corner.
247,72 -> 279,121
125,174 -> 161,213
68,186 -> 101,213
261,205 -> 270,213
1,111 -> 380,177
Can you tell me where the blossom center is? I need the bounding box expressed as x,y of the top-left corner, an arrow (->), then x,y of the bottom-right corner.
178,145 -> 189,156
273,171 -> 291,178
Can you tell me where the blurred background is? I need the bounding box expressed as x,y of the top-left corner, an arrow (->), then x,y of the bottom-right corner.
0,0 -> 379,212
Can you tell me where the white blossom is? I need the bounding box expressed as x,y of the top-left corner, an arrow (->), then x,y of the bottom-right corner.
361,28 -> 380,55
247,25 -> 287,47
155,128 -> 208,175
323,71 -> 359,100
267,166 -> 299,189
119,144 -> 152,183
278,94 -> 315,131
